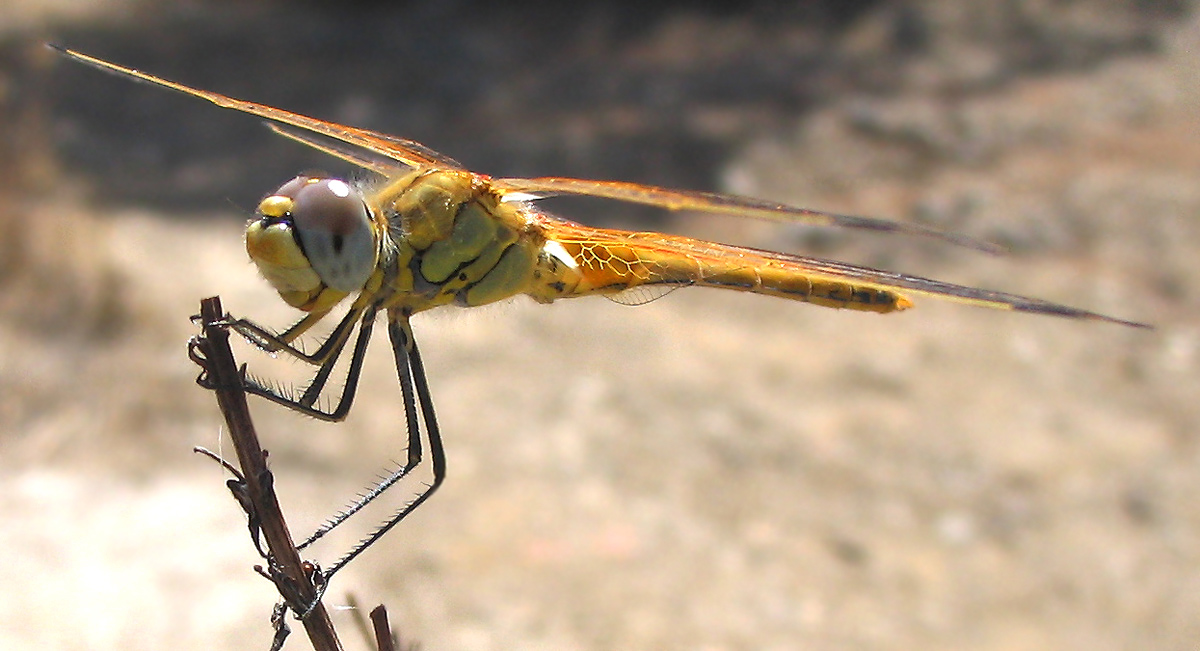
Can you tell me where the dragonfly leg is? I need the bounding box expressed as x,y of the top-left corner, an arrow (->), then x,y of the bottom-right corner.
226,307 -> 361,366
238,306 -> 377,422
299,314 -> 446,575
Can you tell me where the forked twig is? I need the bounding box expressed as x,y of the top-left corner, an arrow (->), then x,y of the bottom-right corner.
191,296 -> 342,651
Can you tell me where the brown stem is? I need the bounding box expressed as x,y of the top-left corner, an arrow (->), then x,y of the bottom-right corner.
195,296 -> 343,651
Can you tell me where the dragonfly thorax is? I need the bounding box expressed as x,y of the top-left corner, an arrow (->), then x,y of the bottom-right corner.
245,175 -> 380,312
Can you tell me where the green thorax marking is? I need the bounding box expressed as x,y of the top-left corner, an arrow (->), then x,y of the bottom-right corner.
371,170 -> 543,313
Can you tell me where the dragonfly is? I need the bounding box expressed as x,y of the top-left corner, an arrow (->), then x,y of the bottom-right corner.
55,46 -> 1148,583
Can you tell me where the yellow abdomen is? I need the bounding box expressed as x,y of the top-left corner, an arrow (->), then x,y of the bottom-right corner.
524,221 -> 910,314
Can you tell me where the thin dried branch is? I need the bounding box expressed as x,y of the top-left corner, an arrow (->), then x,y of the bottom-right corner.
192,295 -> 343,651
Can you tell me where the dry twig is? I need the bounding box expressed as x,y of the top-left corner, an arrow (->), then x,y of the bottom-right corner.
191,295 -> 343,651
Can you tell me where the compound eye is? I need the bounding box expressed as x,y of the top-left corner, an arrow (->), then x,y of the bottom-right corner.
290,178 -> 377,292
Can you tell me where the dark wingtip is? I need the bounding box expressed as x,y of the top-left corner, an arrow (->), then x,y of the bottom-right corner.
835,211 -> 1007,255
938,230 -> 1007,256
895,221 -> 1006,255
1015,303 -> 1153,329
1106,317 -> 1154,330
1086,314 -> 1154,329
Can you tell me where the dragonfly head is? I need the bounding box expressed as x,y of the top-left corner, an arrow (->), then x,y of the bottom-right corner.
246,175 -> 379,312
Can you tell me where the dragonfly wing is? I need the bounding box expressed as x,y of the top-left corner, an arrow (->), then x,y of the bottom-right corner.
493,176 -> 1004,254
268,123 -> 408,177
731,242 -> 1151,327
351,128 -> 465,170
52,45 -> 463,172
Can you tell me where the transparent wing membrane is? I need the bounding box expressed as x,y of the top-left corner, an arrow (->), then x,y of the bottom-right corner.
494,176 -> 1007,254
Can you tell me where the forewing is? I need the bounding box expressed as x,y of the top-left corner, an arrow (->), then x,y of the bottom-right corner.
493,176 -> 1003,254
723,241 -> 1150,327
52,46 -> 463,172
267,123 -> 411,177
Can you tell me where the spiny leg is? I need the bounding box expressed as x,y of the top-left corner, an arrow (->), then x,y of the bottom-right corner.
302,313 -> 447,577
227,305 -> 364,366
216,306 -> 446,577
239,306 -> 378,422
299,313 -> 428,548
293,309 -> 376,411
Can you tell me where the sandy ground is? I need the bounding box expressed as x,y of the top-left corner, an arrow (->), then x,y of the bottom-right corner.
2,2 -> 1198,650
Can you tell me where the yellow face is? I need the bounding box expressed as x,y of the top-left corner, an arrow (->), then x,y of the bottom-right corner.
245,175 -> 379,312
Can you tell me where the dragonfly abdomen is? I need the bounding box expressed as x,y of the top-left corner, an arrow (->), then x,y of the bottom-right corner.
538,224 -> 911,314
736,263 -> 909,312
